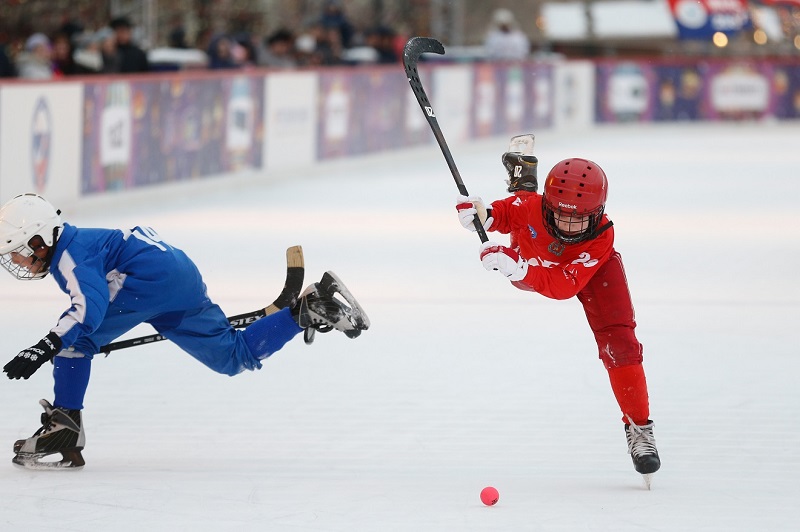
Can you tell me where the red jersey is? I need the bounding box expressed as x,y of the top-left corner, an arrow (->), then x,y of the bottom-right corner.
489,193 -> 614,300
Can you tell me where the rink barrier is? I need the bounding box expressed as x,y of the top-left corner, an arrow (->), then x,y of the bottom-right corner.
0,57 -> 798,206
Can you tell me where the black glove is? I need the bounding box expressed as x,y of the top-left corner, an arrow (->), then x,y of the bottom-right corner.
4,332 -> 62,380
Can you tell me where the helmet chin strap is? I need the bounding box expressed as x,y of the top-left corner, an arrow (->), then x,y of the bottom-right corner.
591,220 -> 614,239
37,225 -> 61,279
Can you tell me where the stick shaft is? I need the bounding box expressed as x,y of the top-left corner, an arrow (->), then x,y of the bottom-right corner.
99,246 -> 304,354
402,37 -> 488,242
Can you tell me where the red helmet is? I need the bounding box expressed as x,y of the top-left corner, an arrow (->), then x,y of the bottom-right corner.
541,158 -> 608,244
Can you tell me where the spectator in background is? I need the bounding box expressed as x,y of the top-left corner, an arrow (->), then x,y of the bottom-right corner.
58,19 -> 85,45
16,33 -> 55,80
207,34 -> 240,70
148,26 -> 209,72
295,21 -> 343,67
97,27 -> 121,73
1,42 -> 16,77
258,29 -> 297,69
320,0 -> 355,49
232,32 -> 258,67
365,26 -> 399,64
71,31 -> 105,74
168,26 -> 189,49
294,31 -> 317,67
110,16 -> 149,73
71,27 -> 120,74
484,8 -> 530,61
51,32 -> 77,76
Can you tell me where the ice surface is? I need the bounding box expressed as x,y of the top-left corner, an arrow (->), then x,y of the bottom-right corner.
1,122 -> 798,531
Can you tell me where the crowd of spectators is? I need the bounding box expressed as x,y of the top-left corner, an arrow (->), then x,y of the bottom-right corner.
0,1 -> 530,80
0,15 -> 152,79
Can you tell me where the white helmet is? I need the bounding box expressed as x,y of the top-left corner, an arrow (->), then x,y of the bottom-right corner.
0,193 -> 63,280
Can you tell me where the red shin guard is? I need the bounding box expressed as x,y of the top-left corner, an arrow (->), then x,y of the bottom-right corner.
607,364 -> 650,425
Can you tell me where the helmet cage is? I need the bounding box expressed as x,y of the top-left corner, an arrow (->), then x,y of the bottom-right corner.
542,200 -> 604,244
0,242 -> 51,280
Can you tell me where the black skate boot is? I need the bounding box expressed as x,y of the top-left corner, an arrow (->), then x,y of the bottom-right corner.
13,399 -> 85,470
292,271 -> 370,344
625,419 -> 660,487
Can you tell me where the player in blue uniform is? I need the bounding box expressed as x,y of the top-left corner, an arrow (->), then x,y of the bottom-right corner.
0,193 -> 369,469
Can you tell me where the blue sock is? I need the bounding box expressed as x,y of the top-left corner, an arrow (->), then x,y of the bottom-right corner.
53,356 -> 91,410
243,307 -> 302,360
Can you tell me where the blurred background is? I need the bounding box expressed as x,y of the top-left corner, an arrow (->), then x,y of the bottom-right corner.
0,0 -> 798,207
0,2 -> 798,529
1,0 -> 799,71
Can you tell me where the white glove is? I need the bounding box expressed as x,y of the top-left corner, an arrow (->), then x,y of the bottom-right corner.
479,241 -> 528,281
456,195 -> 493,232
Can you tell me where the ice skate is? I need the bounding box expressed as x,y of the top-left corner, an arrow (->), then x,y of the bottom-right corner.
12,399 -> 85,470
293,271 -> 370,344
625,418 -> 660,488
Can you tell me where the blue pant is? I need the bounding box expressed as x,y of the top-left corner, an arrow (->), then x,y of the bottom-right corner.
53,304 -> 302,409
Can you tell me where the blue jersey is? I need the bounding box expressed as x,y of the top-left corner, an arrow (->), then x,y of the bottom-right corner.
39,223 -> 302,411
46,222 -> 300,381
49,223 -> 209,350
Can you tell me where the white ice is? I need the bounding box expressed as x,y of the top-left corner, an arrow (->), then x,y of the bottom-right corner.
0,122 -> 798,531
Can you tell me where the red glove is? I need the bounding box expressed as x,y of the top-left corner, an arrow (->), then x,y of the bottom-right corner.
479,241 -> 528,281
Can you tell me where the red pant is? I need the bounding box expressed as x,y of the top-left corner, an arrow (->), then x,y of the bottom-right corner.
577,250 -> 642,369
577,251 -> 650,424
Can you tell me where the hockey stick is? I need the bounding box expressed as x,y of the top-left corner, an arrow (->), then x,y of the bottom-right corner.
402,36 -> 488,243
99,245 -> 305,354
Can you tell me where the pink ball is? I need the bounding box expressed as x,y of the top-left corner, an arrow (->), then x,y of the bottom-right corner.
480,486 -> 499,506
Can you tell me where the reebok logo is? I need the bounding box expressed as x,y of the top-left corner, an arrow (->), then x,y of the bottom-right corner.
558,202 -> 577,210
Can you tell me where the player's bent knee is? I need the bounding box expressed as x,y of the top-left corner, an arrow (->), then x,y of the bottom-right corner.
56,349 -> 91,360
599,343 -> 643,369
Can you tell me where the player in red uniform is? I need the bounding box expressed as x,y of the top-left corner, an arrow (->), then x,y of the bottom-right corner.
456,135 -> 660,480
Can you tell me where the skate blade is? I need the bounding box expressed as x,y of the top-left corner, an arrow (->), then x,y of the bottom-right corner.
13,450 -> 85,471
319,271 -> 371,332
642,473 -> 652,490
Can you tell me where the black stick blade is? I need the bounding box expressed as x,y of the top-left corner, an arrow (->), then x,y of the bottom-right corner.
402,37 -> 444,68
399,36 -> 487,242
403,37 -> 445,112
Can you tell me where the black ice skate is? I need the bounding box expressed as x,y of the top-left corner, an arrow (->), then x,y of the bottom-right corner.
625,418 -> 660,488
13,399 -> 85,470
293,271 -> 370,344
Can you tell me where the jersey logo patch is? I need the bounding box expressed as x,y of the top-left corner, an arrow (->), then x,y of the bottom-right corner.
548,241 -> 565,256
